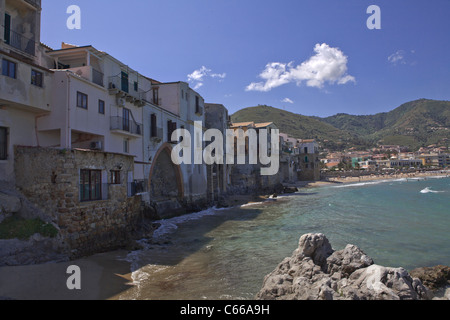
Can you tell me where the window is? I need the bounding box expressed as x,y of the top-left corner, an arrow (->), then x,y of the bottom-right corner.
0,127 -> 7,160
150,113 -> 157,138
31,69 -> 43,87
123,139 -> 129,153
110,170 -> 121,184
167,120 -> 177,141
77,91 -> 88,109
80,169 -> 102,202
98,100 -> 105,114
4,13 -> 11,45
121,71 -> 129,93
2,59 -> 16,79
134,81 -> 138,92
152,87 -> 159,105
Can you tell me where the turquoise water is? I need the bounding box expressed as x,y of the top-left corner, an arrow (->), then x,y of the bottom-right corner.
119,176 -> 450,300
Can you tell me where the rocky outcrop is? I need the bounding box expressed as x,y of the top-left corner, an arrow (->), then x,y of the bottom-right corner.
0,235 -> 69,267
256,233 -> 432,300
410,265 -> 450,299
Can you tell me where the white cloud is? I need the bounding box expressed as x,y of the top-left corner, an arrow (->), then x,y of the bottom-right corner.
388,50 -> 406,64
282,98 -> 294,104
388,50 -> 416,66
246,43 -> 355,92
187,66 -> 226,90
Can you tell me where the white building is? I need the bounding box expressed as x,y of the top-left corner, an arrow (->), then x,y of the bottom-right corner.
142,80 -> 208,215
0,0 -> 54,182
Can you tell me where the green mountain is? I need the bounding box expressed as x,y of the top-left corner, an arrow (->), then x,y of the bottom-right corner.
231,99 -> 450,151
231,105 -> 372,150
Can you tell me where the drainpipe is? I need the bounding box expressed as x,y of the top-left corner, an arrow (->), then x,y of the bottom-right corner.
65,71 -> 71,148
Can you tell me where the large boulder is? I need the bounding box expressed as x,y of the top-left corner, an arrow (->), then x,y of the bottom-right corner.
256,233 -> 432,300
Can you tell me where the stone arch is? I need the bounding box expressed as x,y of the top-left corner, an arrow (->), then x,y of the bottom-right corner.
148,143 -> 184,201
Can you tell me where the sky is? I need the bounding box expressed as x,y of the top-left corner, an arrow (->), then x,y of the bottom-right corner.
41,0 -> 450,117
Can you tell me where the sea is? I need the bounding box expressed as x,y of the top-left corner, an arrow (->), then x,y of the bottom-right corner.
116,175 -> 450,300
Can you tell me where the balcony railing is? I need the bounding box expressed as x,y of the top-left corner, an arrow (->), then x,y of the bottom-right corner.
110,116 -> 142,136
3,27 -> 36,56
150,127 -> 163,140
92,68 -> 104,87
24,0 -> 40,8
150,98 -> 162,106
69,66 -> 104,87
108,75 -> 146,101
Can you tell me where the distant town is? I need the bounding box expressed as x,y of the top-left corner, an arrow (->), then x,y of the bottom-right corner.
320,144 -> 450,172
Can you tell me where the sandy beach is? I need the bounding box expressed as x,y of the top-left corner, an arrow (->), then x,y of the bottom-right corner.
0,250 -> 135,300
296,170 -> 450,188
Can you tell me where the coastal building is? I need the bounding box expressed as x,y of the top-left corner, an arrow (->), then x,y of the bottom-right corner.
417,153 -> 450,168
0,0 -> 54,182
279,133 -> 300,183
204,103 -> 231,203
358,159 -> 422,170
143,80 -> 209,217
228,121 -> 282,193
298,139 -> 320,181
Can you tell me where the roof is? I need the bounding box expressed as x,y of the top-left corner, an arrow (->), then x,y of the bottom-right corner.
254,122 -> 274,128
230,122 -> 255,128
301,139 -> 316,143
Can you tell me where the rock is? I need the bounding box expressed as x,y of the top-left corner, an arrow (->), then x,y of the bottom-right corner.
327,244 -> 374,277
283,187 -> 298,194
256,233 -> 431,300
410,265 -> 450,292
0,193 -> 21,214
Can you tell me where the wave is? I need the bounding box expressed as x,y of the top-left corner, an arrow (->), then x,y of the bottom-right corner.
333,179 -> 405,188
333,175 -> 450,189
152,207 -> 221,239
420,187 -> 445,194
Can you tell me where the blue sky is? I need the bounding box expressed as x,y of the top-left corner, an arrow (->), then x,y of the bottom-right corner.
41,0 -> 450,117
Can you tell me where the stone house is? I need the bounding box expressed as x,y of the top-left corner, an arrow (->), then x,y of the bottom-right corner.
14,146 -> 142,258
228,121 -> 282,194
298,139 -> 321,181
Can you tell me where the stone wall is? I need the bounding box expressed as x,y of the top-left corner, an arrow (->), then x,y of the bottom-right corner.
14,146 -> 143,258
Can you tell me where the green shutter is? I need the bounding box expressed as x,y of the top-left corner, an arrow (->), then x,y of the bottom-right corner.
4,13 -> 11,45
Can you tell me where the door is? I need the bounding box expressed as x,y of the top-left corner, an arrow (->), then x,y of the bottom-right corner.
121,71 -> 129,93
123,108 -> 130,132
4,13 -> 11,45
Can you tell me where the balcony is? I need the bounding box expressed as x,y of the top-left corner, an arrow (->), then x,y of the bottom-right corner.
69,66 -> 104,87
150,127 -> 163,142
110,116 -> 142,137
23,0 -> 40,9
3,27 -> 36,56
150,98 -> 162,106
108,75 -> 147,104
195,105 -> 203,116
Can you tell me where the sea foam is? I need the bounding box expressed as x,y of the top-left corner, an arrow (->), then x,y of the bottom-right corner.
420,187 -> 444,194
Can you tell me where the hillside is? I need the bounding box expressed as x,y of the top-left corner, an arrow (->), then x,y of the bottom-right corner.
231,99 -> 450,151
231,105 -> 372,150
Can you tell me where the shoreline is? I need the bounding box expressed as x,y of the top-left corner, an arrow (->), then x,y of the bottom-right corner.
293,169 -> 450,189
1,170 -> 449,300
